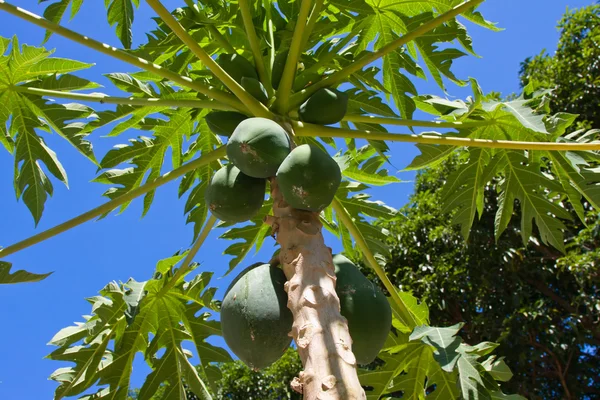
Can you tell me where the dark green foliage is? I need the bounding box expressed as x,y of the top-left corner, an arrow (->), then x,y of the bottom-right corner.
204,164 -> 265,222
373,159 -> 600,399
520,4 -> 600,130
271,50 -> 288,90
227,117 -> 291,178
215,348 -> 302,400
129,348 -> 302,400
298,88 -> 349,125
276,144 -> 342,211
241,77 -> 269,105
205,111 -> 248,137
333,254 -> 392,365
221,263 -> 294,370
217,53 -> 258,84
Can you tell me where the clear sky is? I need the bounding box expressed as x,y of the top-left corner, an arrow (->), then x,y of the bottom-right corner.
0,1 -> 593,398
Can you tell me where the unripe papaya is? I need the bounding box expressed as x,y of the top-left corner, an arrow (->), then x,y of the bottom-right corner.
271,50 -> 288,90
217,53 -> 258,84
221,262 -> 293,369
276,144 -> 341,211
241,77 -> 269,105
205,111 -> 248,137
204,164 -> 265,222
227,117 -> 291,178
298,87 -> 349,125
333,254 -> 392,365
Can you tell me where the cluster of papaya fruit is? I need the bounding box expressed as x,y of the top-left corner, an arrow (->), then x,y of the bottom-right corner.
204,53 -> 349,222
221,255 -> 392,369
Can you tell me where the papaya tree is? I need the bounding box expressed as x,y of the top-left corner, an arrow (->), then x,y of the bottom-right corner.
0,0 -> 598,399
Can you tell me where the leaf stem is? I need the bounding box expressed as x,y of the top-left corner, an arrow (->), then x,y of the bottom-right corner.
0,1 -> 245,111
265,0 -> 276,76
299,0 -> 324,53
183,0 -> 236,54
273,0 -> 313,113
145,0 -> 272,118
13,86 -> 236,110
162,215 -> 217,293
293,122 -> 600,151
331,198 -> 418,328
343,114 -> 492,128
0,147 -> 227,259
288,0 -> 484,109
238,0 -> 273,97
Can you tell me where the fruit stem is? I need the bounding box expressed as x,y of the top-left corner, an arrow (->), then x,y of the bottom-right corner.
183,0 -> 237,54
288,0 -> 484,109
238,0 -> 274,97
273,0 -> 314,114
0,147 -> 227,259
293,121 -> 600,151
160,215 -> 218,294
269,179 -> 366,400
343,114 -> 493,129
12,86 -> 236,110
331,198 -> 419,328
0,0 -> 246,112
146,0 -> 273,118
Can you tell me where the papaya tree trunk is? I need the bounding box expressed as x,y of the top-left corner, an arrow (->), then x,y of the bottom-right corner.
268,178 -> 366,400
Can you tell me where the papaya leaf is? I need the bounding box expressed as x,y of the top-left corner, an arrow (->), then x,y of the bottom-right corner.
407,88 -> 598,250
47,253 -> 227,399
0,36 -> 98,222
218,200 -> 273,275
94,109 -> 194,216
105,0 -> 140,49
0,261 -> 52,284
180,118 -> 223,240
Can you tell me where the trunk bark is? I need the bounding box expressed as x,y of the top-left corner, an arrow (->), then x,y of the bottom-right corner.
267,178 -> 366,400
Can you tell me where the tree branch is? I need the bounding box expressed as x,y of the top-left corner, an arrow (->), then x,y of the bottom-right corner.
145,0 -> 272,118
528,334 -> 572,400
331,198 -> 419,329
288,0 -> 484,109
293,122 -> 600,151
0,147 -> 227,259
343,114 -> 492,128
238,0 -> 273,96
273,0 -> 313,113
0,0 -> 245,111
13,86 -> 235,110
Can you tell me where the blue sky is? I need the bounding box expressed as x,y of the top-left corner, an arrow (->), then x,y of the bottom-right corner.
0,0 -> 593,398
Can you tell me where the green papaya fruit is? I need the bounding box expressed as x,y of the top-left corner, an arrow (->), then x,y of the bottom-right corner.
333,254 -> 392,365
271,50 -> 289,90
221,262 -> 293,369
227,117 -> 291,178
204,164 -> 265,222
298,87 -> 349,125
217,53 -> 258,84
205,111 -> 248,137
276,144 -> 341,211
241,77 -> 269,105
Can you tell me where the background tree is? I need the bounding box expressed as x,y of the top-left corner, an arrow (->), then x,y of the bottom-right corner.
129,348 -> 302,400
372,5 -> 600,399
520,3 -> 600,130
